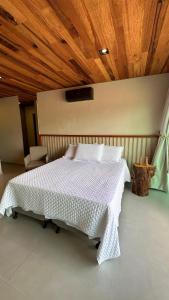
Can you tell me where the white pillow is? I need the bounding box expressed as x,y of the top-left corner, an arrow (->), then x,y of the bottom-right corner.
64,144 -> 77,159
74,143 -> 104,162
102,145 -> 123,162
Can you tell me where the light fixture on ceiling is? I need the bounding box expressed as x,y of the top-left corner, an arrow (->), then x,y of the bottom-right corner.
0,76 -> 3,79
98,48 -> 109,55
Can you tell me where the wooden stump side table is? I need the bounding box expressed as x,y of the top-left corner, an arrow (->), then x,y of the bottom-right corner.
132,163 -> 155,196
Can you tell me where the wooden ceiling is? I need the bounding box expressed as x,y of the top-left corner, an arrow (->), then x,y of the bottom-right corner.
0,0 -> 168,102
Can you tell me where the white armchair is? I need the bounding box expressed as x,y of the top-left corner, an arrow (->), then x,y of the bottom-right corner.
24,146 -> 48,171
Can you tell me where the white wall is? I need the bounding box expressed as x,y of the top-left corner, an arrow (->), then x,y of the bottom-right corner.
37,73 -> 169,135
0,96 -> 24,164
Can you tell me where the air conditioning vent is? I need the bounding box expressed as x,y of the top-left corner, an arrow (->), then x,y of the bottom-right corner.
65,87 -> 94,102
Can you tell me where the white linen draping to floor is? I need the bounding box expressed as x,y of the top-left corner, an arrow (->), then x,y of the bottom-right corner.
0,158 -> 130,264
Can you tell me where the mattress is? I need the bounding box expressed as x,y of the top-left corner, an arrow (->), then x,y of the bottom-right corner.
0,157 -> 130,264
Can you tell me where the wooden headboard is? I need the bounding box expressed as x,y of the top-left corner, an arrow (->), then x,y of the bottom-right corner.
39,134 -> 159,170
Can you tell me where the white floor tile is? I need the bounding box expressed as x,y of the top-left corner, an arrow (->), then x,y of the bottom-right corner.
0,278 -> 29,300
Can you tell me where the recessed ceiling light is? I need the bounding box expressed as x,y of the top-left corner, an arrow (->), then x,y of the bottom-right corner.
98,48 -> 109,55
0,76 -> 3,79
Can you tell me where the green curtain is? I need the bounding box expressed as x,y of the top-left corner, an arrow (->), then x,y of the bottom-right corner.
151,90 -> 169,192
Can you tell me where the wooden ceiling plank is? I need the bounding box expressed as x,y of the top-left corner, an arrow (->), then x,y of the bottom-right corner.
0,82 -> 34,96
141,0 -> 158,52
0,8 -> 83,85
6,0 -> 90,81
150,1 -> 169,74
94,58 -> 111,82
48,0 -> 97,59
162,55 -> 169,73
3,0 -> 56,44
82,0 -> 119,80
0,89 -> 15,96
108,0 -> 129,79
2,77 -> 41,93
20,0 -> 99,81
0,0 -> 168,100
19,24 -> 85,84
0,87 -> 34,101
0,43 -> 65,88
0,55 -> 59,89
0,93 -> 14,98
122,0 -> 147,78
0,0 -> 26,23
0,65 -> 47,91
144,0 -> 169,74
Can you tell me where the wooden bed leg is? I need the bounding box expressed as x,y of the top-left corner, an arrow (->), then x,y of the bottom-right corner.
12,211 -> 18,219
55,225 -> 60,234
95,241 -> 100,249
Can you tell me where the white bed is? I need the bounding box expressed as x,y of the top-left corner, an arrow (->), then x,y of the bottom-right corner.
0,157 -> 130,264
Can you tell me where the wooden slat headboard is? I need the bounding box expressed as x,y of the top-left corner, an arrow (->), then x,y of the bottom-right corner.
39,134 -> 159,170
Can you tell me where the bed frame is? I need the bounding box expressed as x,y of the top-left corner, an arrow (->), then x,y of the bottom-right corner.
12,209 -> 60,232
13,133 -> 159,244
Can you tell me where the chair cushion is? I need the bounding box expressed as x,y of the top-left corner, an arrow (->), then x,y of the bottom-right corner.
26,160 -> 45,171
30,146 -> 47,161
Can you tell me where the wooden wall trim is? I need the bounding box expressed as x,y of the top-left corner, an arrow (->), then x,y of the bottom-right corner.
39,134 -> 159,138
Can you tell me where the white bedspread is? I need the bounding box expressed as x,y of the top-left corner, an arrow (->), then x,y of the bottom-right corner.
0,158 -> 130,264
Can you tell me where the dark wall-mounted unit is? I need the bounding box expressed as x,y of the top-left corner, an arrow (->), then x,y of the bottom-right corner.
65,87 -> 94,102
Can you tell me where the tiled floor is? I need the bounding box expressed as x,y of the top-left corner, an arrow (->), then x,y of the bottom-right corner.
0,163 -> 169,300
